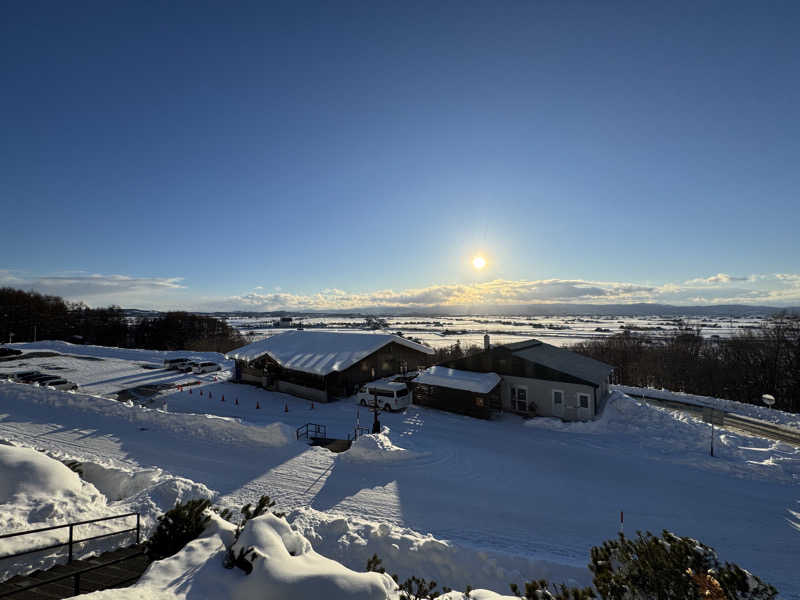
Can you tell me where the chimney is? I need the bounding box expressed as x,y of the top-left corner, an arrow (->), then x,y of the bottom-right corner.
484,334 -> 490,350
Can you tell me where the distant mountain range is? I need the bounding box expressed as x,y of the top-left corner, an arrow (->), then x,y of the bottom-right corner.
123,303 -> 799,319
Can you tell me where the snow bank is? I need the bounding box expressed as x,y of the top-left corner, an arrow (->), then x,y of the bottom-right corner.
0,444 -> 84,503
0,382 -> 297,449
342,428 -> 422,462
10,340 -> 230,367
79,512 -> 398,600
289,508 -> 591,593
614,385 -> 800,430
525,392 -> 800,482
0,444 -> 121,579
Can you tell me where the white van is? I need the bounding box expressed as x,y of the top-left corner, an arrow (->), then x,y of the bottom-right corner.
192,361 -> 221,374
357,382 -> 413,412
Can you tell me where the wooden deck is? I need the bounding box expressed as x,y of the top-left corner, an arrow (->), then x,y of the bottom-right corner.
0,544 -> 149,599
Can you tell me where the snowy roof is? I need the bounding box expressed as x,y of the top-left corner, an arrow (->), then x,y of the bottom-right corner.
225,331 -> 435,376
413,366 -> 501,394
504,339 -> 613,385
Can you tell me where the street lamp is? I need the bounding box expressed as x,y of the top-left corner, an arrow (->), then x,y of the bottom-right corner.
762,394 -> 775,408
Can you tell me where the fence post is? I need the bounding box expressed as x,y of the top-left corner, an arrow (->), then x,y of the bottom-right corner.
68,524 -> 74,563
136,514 -> 141,544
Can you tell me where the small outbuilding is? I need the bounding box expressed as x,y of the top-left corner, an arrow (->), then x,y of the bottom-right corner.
226,330 -> 435,402
411,366 -> 501,419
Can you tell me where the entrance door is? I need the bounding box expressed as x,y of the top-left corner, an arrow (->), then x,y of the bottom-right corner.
564,393 -> 578,421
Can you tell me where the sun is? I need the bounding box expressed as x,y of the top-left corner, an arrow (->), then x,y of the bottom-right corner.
472,256 -> 487,270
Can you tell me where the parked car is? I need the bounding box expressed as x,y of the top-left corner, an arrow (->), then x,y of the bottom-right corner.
31,375 -> 64,386
357,381 -> 413,412
192,361 -> 221,374
39,379 -> 78,391
13,370 -> 43,383
164,357 -> 192,370
181,361 -> 202,373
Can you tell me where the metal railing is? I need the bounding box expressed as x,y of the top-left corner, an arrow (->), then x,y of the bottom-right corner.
0,512 -> 140,564
347,427 -> 371,441
0,547 -> 146,598
296,422 -> 327,441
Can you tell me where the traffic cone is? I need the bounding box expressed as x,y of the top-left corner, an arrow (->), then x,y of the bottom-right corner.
310,401 -> 314,410
189,388 -> 192,395
235,397 -> 239,406
284,402 -> 288,413
199,390 -> 203,397
256,401 -> 260,409
221,395 -> 225,402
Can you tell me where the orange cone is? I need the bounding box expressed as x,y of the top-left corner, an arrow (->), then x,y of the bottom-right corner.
310,401 -> 314,410
221,395 -> 225,402
235,397 -> 239,405
199,390 -> 203,396
256,401 -> 260,409
284,402 -> 288,413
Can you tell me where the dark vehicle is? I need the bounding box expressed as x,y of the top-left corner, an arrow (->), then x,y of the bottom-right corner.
11,370 -> 42,382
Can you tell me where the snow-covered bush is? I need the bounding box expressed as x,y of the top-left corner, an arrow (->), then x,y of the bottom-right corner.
145,498 -> 212,561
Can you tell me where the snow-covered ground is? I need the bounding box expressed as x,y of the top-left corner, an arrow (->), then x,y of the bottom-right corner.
615,384 -> 800,430
1,341 -> 799,597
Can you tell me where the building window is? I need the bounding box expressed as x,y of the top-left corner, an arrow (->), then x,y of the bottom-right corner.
475,397 -> 484,407
579,393 -> 590,409
553,390 -> 563,406
517,388 -> 527,402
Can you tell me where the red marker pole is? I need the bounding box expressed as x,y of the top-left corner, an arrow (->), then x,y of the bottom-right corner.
620,511 -> 624,535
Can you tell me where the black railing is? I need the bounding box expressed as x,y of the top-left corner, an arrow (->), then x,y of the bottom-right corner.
0,512 -> 140,564
296,422 -> 327,441
0,548 -> 146,598
347,427 -> 371,441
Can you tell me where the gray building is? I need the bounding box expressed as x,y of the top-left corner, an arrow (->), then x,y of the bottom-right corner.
438,339 -> 613,421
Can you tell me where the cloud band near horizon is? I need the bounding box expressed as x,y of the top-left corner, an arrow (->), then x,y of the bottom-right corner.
2,270 -> 800,311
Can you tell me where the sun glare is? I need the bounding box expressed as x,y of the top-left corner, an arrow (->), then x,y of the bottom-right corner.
472,256 -> 487,270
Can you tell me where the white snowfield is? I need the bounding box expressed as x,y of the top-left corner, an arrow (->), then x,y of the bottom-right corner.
1,341 -> 799,598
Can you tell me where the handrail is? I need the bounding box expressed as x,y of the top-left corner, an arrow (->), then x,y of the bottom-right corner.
0,547 -> 147,598
0,513 -> 140,563
296,423 -> 327,441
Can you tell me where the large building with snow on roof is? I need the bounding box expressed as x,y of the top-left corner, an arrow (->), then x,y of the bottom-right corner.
226,331 -> 436,403
425,338 -> 613,421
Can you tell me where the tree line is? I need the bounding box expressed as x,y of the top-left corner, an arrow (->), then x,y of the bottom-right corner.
572,315 -> 800,413
0,288 -> 245,353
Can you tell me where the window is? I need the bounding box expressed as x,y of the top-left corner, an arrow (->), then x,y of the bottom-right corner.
475,397 -> 485,407
579,394 -> 590,409
517,388 -> 527,402
396,388 -> 409,397
553,390 -> 563,405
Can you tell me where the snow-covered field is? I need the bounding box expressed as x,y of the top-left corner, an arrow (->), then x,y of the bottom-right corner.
1,341 -> 799,597
229,314 -> 766,349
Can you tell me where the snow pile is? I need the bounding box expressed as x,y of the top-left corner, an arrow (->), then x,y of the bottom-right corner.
0,444 -> 120,579
289,507 -> 591,593
0,443 -> 85,503
525,392 -> 800,482
80,512 -> 398,600
342,428 -> 421,462
0,382 -> 297,449
614,385 -> 800,430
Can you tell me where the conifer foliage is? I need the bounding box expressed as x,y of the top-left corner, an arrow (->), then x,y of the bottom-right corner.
145,498 -> 211,561
589,530 -> 777,600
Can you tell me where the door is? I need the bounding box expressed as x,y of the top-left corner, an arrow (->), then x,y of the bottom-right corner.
564,393 -> 578,421
552,389 -> 565,418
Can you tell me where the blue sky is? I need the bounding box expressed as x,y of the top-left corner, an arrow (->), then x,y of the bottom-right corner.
2,1 -> 799,310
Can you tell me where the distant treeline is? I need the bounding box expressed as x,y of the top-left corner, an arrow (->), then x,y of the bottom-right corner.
0,288 -> 245,353
572,316 -> 800,414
